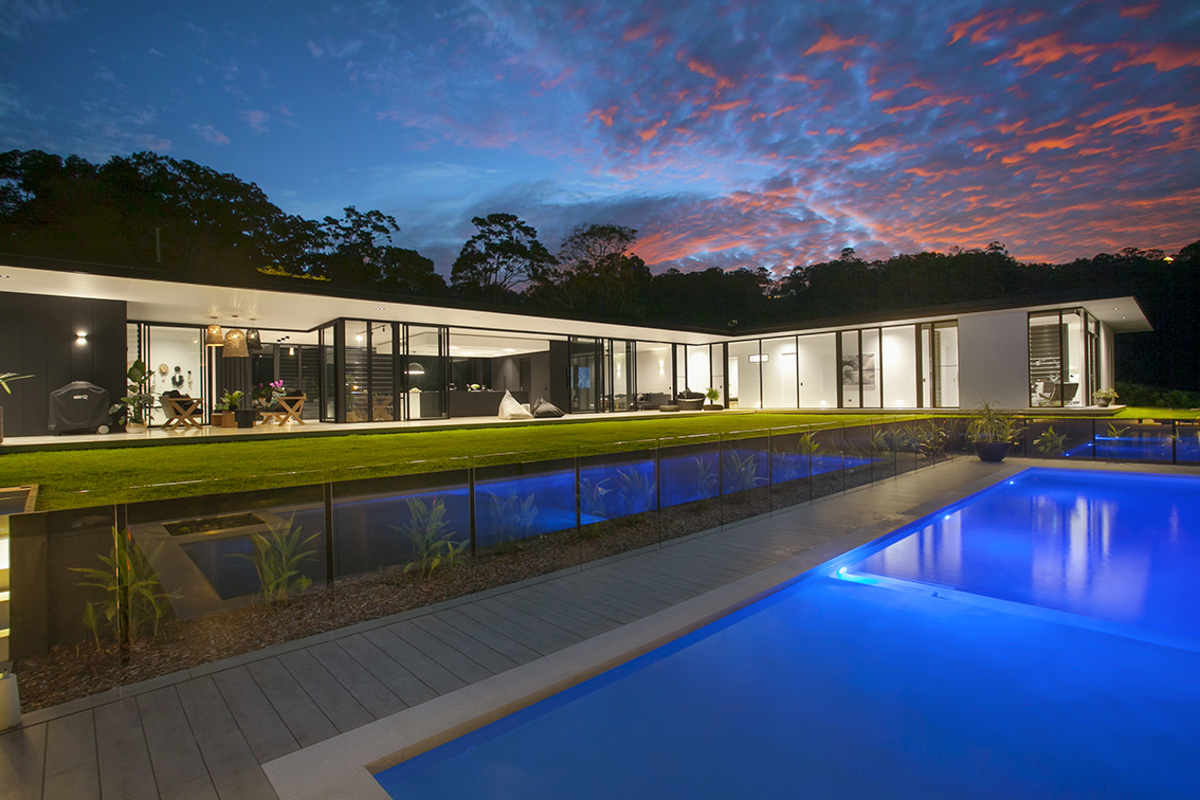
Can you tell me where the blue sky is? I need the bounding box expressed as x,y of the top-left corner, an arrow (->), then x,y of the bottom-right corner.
2,0 -> 1197,275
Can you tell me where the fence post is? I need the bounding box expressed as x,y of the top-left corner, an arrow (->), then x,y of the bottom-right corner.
323,482 -> 335,587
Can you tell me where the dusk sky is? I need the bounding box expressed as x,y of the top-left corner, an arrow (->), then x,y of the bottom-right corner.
2,1 -> 1197,276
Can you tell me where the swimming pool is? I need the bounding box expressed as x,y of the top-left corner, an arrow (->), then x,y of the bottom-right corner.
375,468 -> 1200,799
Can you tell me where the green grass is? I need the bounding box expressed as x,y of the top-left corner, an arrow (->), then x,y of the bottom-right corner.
1,412 -> 874,509
7,407 -> 1194,511
1111,406 -> 1200,420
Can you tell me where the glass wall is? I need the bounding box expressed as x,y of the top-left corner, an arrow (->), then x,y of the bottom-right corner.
142,325 -> 204,426
345,320 -> 370,422
797,333 -> 837,408
761,336 -> 798,409
686,345 -> 711,394
570,337 -> 601,413
861,329 -> 881,408
408,325 -> 446,419
727,340 -> 760,409
608,340 -> 634,411
933,322 -> 959,408
1029,310 -> 1085,408
881,326 -> 916,409
635,342 -> 672,406
321,324 -> 336,421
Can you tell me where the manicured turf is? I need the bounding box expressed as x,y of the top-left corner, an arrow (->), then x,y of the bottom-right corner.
0,412 -> 885,509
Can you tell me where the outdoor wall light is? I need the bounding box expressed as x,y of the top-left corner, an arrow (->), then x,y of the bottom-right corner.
76,331 -> 87,343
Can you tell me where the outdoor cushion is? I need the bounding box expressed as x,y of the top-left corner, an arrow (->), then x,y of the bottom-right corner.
498,389 -> 534,420
531,396 -> 565,418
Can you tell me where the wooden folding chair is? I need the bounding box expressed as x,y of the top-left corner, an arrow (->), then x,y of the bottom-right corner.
259,395 -> 306,425
163,396 -> 203,430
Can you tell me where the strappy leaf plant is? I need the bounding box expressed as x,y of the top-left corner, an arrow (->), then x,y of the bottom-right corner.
722,450 -> 766,494
229,516 -> 319,609
1034,426 -> 1069,456
579,477 -> 611,519
485,491 -> 539,553
72,528 -> 180,650
616,466 -> 656,515
396,496 -> 466,578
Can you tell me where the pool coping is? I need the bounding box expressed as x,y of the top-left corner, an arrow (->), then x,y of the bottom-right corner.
263,457 -> 1200,800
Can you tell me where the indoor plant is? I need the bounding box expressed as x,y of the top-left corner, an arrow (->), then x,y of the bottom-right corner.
109,360 -> 154,433
966,401 -> 1024,462
703,387 -> 722,410
1092,387 -> 1119,408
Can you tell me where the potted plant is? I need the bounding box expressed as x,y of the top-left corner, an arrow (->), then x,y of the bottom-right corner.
1092,387 -> 1119,408
0,371 -> 32,444
109,360 -> 154,433
966,401 -> 1025,462
703,387 -> 722,410
222,390 -> 256,428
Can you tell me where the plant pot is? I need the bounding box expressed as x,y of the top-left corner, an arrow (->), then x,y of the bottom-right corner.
233,409 -> 258,428
703,404 -> 722,411
974,441 -> 1010,463
212,412 -> 236,428
125,422 -> 147,435
1096,399 -> 1111,408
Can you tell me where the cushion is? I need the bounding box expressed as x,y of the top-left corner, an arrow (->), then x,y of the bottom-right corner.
498,389 -> 534,420
531,396 -> 565,418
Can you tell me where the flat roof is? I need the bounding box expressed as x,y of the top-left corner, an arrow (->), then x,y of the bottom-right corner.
0,255 -> 1152,341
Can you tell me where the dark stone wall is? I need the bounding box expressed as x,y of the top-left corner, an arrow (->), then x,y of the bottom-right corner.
0,291 -> 127,437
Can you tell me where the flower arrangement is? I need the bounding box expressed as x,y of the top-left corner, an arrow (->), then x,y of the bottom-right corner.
1092,387 -> 1119,402
253,379 -> 286,407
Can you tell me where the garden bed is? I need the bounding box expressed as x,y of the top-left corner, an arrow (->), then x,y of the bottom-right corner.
15,499 -> 728,712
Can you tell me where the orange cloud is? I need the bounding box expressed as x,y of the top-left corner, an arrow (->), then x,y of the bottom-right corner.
587,106 -> 617,127
622,22 -> 652,42
1116,44 -> 1200,72
803,32 -> 871,56
988,32 -> 1107,70
847,136 -> 898,154
638,118 -> 668,141
1120,3 -> 1157,19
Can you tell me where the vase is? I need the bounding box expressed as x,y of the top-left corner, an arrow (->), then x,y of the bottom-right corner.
1097,399 -> 1110,408
974,441 -> 1010,463
126,422 -> 147,435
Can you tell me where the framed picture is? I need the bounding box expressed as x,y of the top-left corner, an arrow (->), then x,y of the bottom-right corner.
840,354 -> 875,386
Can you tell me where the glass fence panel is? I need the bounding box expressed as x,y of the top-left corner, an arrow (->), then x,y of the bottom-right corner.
577,448 -> 660,559
331,469 -> 471,579
1094,419 -> 1174,462
1177,422 -> 1200,464
769,427 -> 814,509
657,436 -> 722,542
1025,418 -> 1075,459
473,455 -> 582,585
809,424 -> 845,501
720,433 -> 770,525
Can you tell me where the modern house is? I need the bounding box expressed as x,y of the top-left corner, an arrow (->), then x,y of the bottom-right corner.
0,256 -> 1151,437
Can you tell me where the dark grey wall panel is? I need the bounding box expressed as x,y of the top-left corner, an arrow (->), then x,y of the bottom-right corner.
0,291 -> 127,437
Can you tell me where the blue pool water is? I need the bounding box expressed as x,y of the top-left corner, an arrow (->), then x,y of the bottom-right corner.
375,468 -> 1200,799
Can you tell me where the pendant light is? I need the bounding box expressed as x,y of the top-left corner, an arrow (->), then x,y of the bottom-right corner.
223,315 -> 249,358
205,318 -> 224,347
246,317 -> 261,349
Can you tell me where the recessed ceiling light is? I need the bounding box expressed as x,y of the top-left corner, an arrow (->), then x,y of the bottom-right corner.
375,307 -> 386,311
0,275 -> 9,279
503,348 -> 516,353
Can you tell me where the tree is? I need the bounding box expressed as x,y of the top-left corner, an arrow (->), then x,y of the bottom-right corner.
450,213 -> 554,301
540,223 -> 651,317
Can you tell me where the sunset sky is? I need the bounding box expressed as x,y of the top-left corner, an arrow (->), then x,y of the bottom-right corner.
1,1 -> 1197,275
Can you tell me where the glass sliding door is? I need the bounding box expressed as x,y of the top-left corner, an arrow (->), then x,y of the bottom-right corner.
570,337 -> 601,413
321,324 -> 336,421
839,330 -> 860,408
797,333 -> 837,408
407,325 -> 447,419
686,345 -> 711,395
1029,311 -> 1083,408
370,322 -> 397,421
761,336 -> 798,409
727,340 -> 760,409
345,320 -> 370,422
635,342 -> 672,408
933,322 -> 959,407
608,339 -> 634,411
881,326 -> 917,409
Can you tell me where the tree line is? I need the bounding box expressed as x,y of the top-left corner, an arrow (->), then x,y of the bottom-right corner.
1,149 -> 1196,389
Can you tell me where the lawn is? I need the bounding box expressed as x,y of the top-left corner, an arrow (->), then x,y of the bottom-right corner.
1,412 -> 884,509
4,407 -> 1192,510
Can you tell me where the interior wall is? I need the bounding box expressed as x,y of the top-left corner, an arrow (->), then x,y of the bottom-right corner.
528,350 -> 552,400
958,310 -> 1029,409
492,357 -> 520,392
0,292 -> 126,437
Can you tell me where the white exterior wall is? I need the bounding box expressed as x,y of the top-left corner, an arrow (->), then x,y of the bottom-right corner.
1100,322 -> 1115,389
957,310 -> 1029,409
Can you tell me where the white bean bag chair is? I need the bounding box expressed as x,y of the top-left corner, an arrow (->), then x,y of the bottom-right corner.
498,389 -> 534,420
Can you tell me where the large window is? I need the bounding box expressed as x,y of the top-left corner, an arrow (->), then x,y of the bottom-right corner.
1029,310 -> 1086,407
881,326 -> 917,409
797,333 -> 837,408
761,336 -> 798,409
727,340 -> 760,409
919,322 -> 958,408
